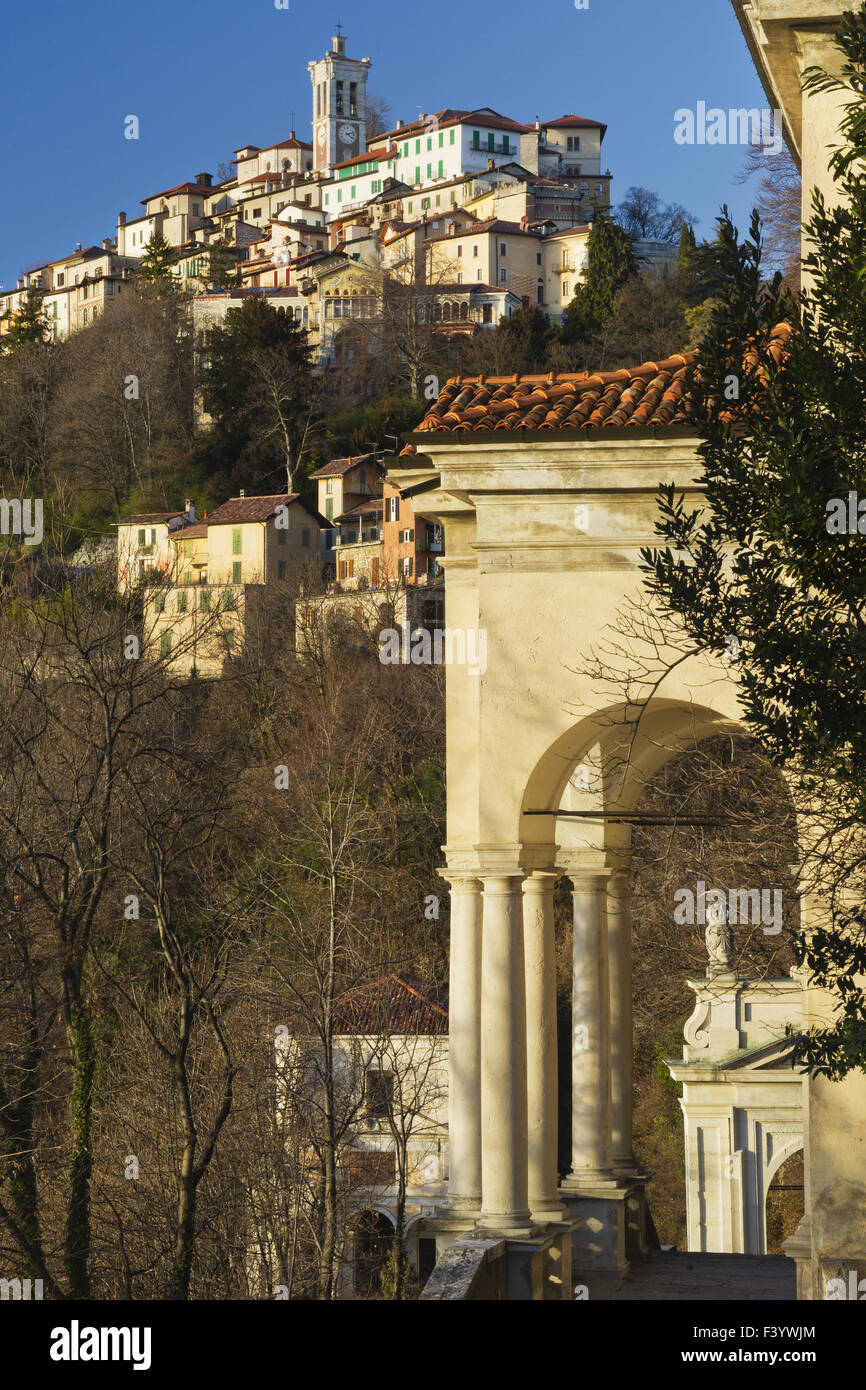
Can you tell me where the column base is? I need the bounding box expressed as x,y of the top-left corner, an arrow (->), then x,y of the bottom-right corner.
477,1213 -> 539,1239
530,1199 -> 570,1224
562,1171 -> 624,1192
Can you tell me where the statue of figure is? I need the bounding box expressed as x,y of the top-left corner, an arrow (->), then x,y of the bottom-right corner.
705,897 -> 734,975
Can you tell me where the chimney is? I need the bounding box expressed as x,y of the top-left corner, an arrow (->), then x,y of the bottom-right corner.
487,158 -> 495,170
239,489 -> 245,498
185,498 -> 196,519
102,237 -> 112,252
418,111 -> 426,123
118,210 -> 127,226
395,119 -> 404,129
195,172 -> 212,187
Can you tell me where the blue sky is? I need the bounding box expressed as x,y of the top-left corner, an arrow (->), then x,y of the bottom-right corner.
0,0 -> 775,286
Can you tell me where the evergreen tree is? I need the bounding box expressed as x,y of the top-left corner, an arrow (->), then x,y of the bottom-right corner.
560,213 -> 638,346
641,10 -> 866,1077
200,235 -> 240,292
197,296 -> 318,494
136,230 -> 176,289
3,283 -> 48,350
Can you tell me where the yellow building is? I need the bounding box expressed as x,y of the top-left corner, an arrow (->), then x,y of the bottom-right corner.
429,219 -> 550,306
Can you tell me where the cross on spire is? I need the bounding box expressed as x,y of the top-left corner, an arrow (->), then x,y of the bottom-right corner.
335,20 -> 344,36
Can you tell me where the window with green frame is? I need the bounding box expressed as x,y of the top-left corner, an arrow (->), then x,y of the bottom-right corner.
199,589 -> 210,612
503,135 -> 510,153
438,160 -> 443,177
351,185 -> 356,198
414,167 -> 420,184
403,141 -> 409,156
154,592 -> 166,614
450,129 -> 455,144
159,632 -> 171,658
472,130 -> 480,149
415,138 -> 420,154
426,164 -> 432,179
232,561 -> 242,584
487,132 -> 495,151
438,131 -> 444,147
232,527 -> 242,555
177,590 -> 187,613
426,136 -> 432,151
223,588 -> 237,610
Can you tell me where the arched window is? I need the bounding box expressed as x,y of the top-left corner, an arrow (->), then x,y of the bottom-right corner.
459,301 -> 469,320
442,301 -> 451,321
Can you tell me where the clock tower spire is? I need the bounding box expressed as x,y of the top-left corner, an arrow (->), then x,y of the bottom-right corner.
308,32 -> 372,174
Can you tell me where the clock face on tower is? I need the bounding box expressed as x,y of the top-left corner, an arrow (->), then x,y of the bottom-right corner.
316,125 -> 327,146
338,123 -> 356,146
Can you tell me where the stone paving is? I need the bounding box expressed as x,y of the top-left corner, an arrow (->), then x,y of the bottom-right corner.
577,1251 -> 797,1300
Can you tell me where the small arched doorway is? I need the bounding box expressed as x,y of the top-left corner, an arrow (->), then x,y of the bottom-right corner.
765,1150 -> 805,1254
352,1209 -> 394,1298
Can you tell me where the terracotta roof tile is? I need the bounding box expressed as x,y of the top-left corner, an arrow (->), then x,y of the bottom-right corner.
414,326 -> 792,435
309,452 -> 378,479
206,493 -> 302,524
331,974 -> 448,1035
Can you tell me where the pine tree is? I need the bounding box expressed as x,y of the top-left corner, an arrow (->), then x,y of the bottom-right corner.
560,212 -> 637,346
200,235 -> 240,291
136,230 -> 176,289
642,10 -> 866,1078
3,283 -> 48,349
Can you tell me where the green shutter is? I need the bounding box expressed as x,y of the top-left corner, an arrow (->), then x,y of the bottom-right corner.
177,590 -> 187,612
232,561 -> 242,584
450,129 -> 455,145
199,588 -> 210,612
232,527 -> 242,555
160,632 -> 171,657
438,160 -> 443,177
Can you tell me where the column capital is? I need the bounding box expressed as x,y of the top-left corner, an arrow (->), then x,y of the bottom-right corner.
522,870 -> 559,893
437,868 -> 480,892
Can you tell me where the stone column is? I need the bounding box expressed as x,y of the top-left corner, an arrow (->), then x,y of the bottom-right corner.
607,868 -> 638,1174
523,871 -> 566,1221
441,873 -> 482,1213
566,869 -> 617,1186
479,871 -> 533,1232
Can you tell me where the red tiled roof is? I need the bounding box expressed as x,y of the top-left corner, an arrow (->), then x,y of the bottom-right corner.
142,181 -> 213,204
538,113 -> 607,132
309,453 -> 379,479
415,360 -> 692,433
332,974 -> 448,1035
332,146 -> 397,170
174,522 -> 208,539
116,510 -> 185,525
414,325 -> 792,434
206,493 -> 303,524
336,498 -> 383,521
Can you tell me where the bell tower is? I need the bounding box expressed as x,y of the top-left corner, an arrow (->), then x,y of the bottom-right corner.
308,30 -> 372,174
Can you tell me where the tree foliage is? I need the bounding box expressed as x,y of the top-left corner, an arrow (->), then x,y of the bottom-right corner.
641,10 -> 866,1077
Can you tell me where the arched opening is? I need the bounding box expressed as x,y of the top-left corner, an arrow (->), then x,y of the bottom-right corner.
765,1150 -> 804,1253
626,734 -> 798,1248
351,1209 -> 394,1298
523,707 -> 800,1252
